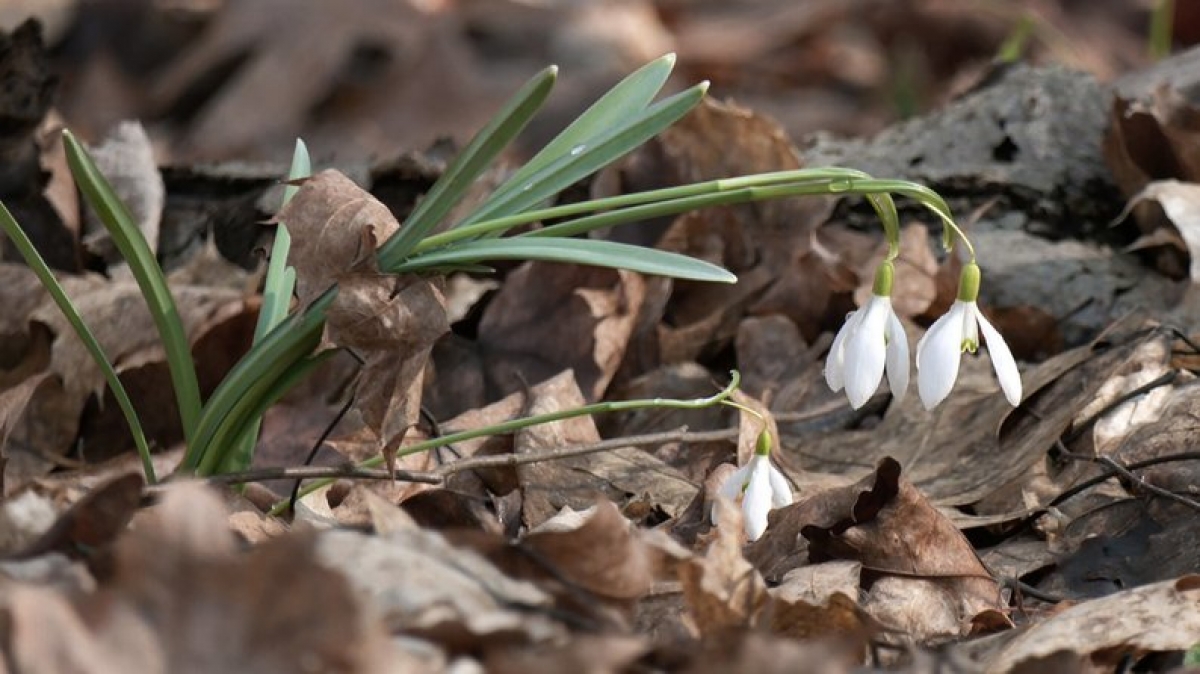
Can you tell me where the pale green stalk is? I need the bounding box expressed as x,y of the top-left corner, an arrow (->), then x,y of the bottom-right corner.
217,139 -> 310,474
266,371 -> 742,516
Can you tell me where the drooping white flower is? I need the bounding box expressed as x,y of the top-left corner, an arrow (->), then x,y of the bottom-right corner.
825,263 -> 909,409
711,453 -> 793,541
916,263 -> 1021,409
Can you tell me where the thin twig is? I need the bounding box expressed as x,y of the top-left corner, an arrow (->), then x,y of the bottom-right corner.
288,392 -> 356,513
434,426 -> 739,478
1057,446 -> 1200,512
203,425 -> 741,489
205,465 -> 442,485
1061,370 -> 1177,444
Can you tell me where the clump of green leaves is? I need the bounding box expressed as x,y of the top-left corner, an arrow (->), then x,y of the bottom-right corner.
0,54 -> 964,485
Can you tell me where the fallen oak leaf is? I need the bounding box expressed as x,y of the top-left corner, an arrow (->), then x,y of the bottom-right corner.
278,170 -> 449,469
799,458 -> 1007,638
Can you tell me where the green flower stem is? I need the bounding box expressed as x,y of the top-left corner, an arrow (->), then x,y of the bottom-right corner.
63,131 -> 203,447
867,194 -> 902,261
412,168 -> 879,253
265,371 -> 743,516
0,202 -> 157,483
404,172 -> 967,268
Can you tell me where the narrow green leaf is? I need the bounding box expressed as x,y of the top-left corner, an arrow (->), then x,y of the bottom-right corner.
185,288 -> 336,474
63,130 -> 202,447
462,54 -> 675,228
0,202 -> 157,483
455,82 -> 709,233
213,351 -> 334,475
394,238 -> 735,283
377,66 -> 558,269
228,138 -> 310,474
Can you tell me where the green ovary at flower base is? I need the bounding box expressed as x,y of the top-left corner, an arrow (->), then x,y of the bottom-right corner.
711,429 -> 792,541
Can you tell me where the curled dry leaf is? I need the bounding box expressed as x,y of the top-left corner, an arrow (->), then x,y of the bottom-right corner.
279,169 -> 449,453
1120,180 -> 1200,282
798,458 -> 1005,638
522,502 -> 655,604
274,170 -> 399,306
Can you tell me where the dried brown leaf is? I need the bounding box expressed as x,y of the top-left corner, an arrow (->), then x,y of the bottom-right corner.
13,472 -> 142,560
795,459 -> 1004,637
475,263 -> 643,405
523,501 -> 654,603
274,170 -> 399,305
0,482 -> 393,673
986,577 -> 1200,674
80,121 -> 162,268
316,527 -> 564,648
513,371 -> 696,528
678,498 -> 768,637
0,372 -> 78,492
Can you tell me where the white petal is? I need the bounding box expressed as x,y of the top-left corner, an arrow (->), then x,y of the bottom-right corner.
973,305 -> 1023,406
917,302 -> 967,410
718,463 -> 751,500
884,309 -> 909,404
824,309 -> 861,392
741,461 -> 773,541
843,298 -> 889,409
767,462 -> 793,508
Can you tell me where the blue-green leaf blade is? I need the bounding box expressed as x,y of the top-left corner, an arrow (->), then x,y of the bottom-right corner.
475,54 -> 676,219
377,66 -> 558,268
456,82 -> 708,232
394,238 -> 735,283
63,130 -> 202,445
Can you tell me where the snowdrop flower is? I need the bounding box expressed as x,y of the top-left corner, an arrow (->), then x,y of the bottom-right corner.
825,261 -> 909,409
711,431 -> 793,541
916,262 -> 1021,409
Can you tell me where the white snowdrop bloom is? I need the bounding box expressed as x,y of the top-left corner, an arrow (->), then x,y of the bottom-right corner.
711,453 -> 793,541
825,262 -> 909,409
916,263 -> 1021,410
